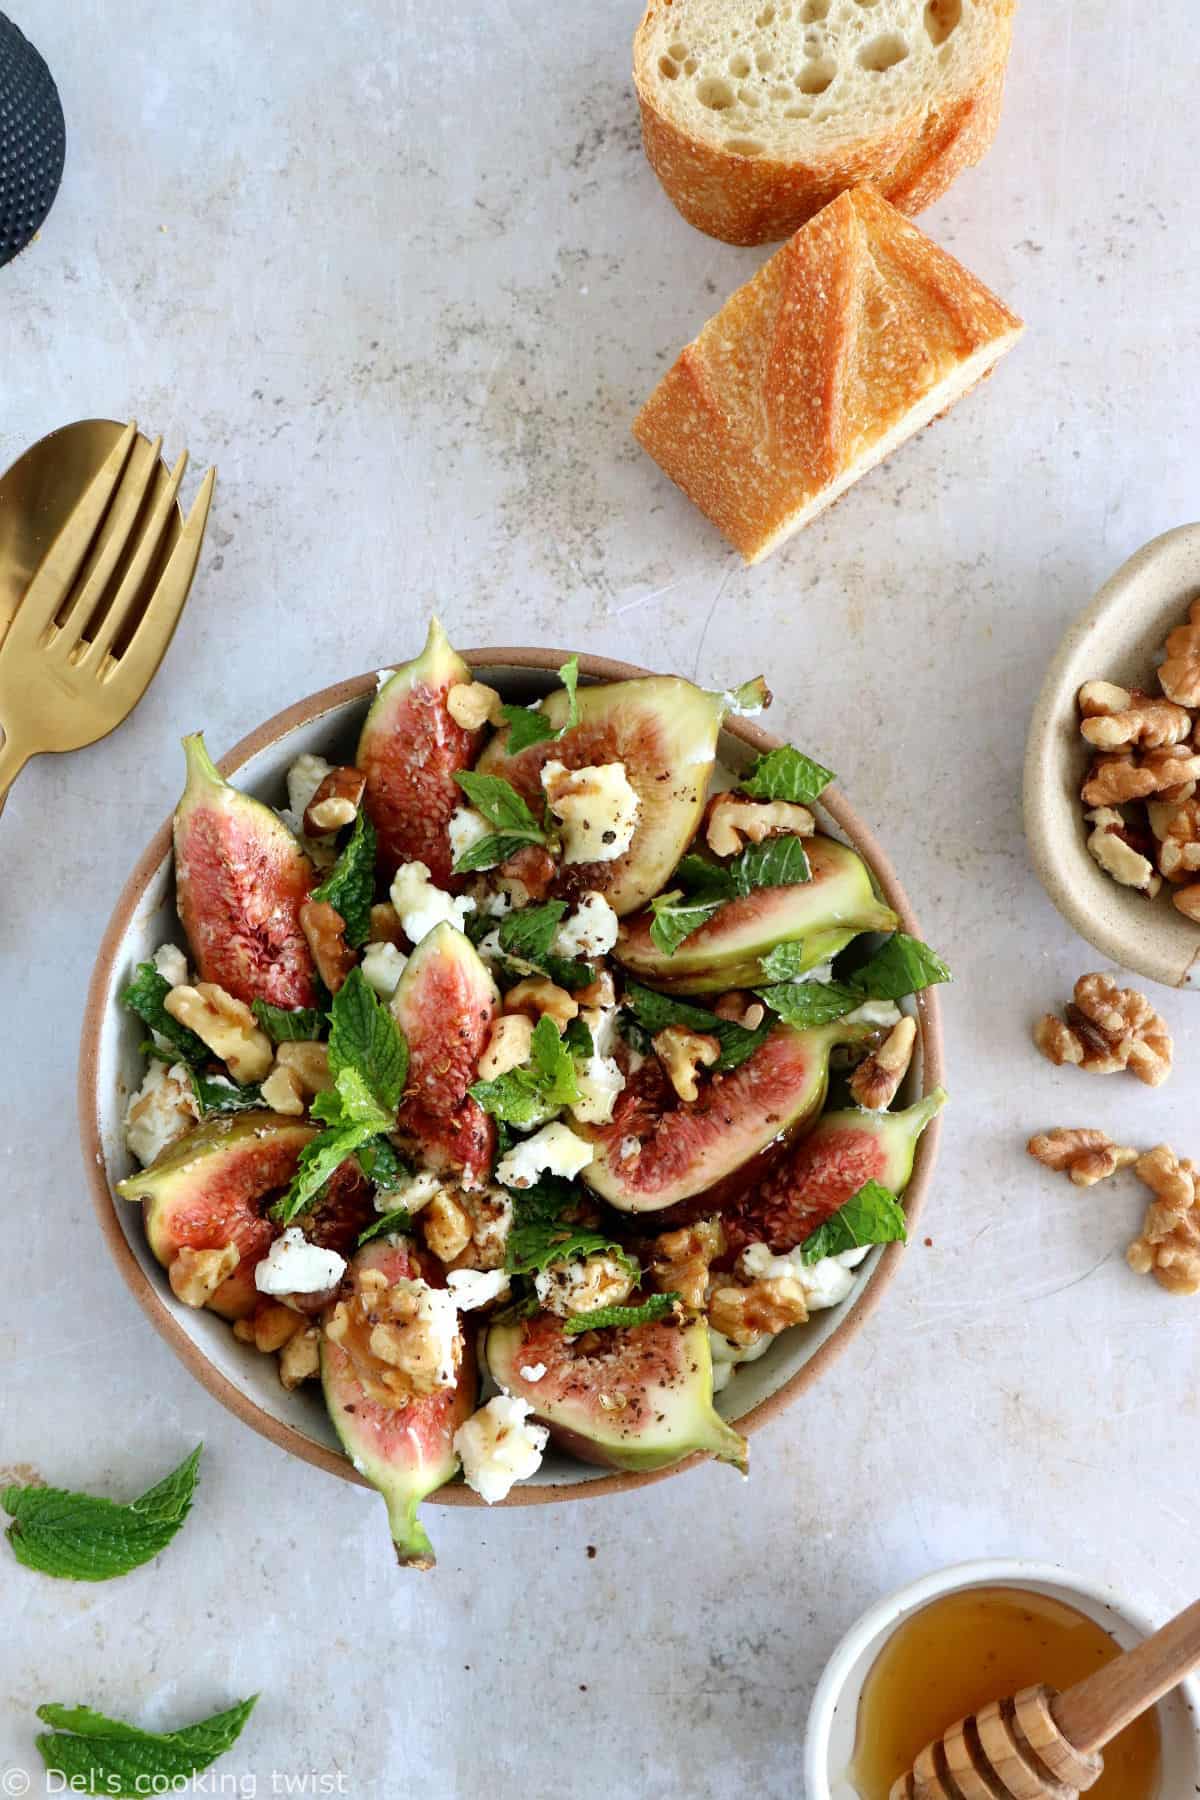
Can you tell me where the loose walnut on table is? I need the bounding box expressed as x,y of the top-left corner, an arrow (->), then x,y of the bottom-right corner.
1127,1145 -> 1200,1294
1026,1128 -> 1137,1187
1033,972 -> 1173,1087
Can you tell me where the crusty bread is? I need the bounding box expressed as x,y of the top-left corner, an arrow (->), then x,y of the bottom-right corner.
634,0 -> 1015,245
632,184 -> 1023,564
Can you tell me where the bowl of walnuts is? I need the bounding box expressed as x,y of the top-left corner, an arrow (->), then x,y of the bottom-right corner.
1024,525 -> 1200,989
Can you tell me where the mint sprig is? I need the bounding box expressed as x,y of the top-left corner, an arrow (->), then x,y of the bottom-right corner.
121,964 -> 208,1067
35,1694 -> 257,1797
739,744 -> 835,806
4,1446 -> 202,1582
311,812 -> 377,946
800,1179 -> 907,1264
190,1071 -> 264,1115
251,1000 -> 325,1043
562,1293 -> 679,1335
497,900 -> 591,989
499,655 -> 581,753
755,933 -> 952,1027
471,1014 -> 580,1126
754,980 -> 862,1028
452,770 -> 550,874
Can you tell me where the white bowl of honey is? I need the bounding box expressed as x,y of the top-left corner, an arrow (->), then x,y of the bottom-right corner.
803,1560 -> 1200,1799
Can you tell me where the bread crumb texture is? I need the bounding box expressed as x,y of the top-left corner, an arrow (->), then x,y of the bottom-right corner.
634,0 -> 1016,242
633,185 -> 1023,562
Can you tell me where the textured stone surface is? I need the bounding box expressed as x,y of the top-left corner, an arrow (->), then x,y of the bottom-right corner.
1,0 -> 1198,1791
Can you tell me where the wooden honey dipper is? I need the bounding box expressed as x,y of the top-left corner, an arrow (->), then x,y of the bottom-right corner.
889,1595 -> 1200,1798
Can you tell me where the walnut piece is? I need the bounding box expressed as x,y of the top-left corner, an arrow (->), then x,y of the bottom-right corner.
1128,1145 -> 1200,1293
534,1253 -> 635,1317
233,1300 -> 307,1353
1158,598 -> 1200,707
504,976 -> 578,1033
1173,884 -> 1200,923
260,1062 -> 306,1116
706,795 -> 815,858
368,902 -> 406,948
649,1219 -> 726,1311
274,1040 -> 332,1095
169,1243 -> 240,1307
849,1016 -> 917,1110
278,1324 -> 321,1390
709,1275 -> 808,1347
1081,746 -> 1200,806
1078,679 -> 1133,717
653,1025 -> 720,1103
714,990 -> 766,1029
1153,797 -> 1200,880
477,1013 -> 535,1079
299,899 -> 356,995
422,1190 -> 473,1264
1079,690 -> 1192,750
164,982 -> 273,1084
446,680 -> 505,730
303,765 -> 366,836
1033,973 -> 1172,1087
1027,1128 -> 1138,1187
325,1275 -> 461,1403
1085,807 -> 1163,896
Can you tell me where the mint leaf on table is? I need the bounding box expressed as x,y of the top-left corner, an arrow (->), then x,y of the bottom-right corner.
357,1206 -> 414,1246
755,980 -> 862,1028
738,744 -> 835,806
497,900 -> 591,990
499,655 -> 581,754
562,1293 -> 679,1335
190,1072 -> 264,1115
310,811 -> 377,946
251,1000 -> 325,1043
121,965 -> 208,1067
471,1015 -> 580,1125
36,1694 -> 257,1798
620,980 -> 770,1073
800,1179 -> 907,1264
849,933 -> 952,1001
3,1445 -> 201,1582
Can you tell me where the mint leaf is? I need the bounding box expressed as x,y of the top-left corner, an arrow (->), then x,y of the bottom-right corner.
497,900 -> 590,989
471,1015 -> 579,1125
454,771 -> 547,839
273,1124 -> 373,1224
648,890 -> 722,956
730,835 -> 810,891
311,812 -> 377,946
356,1137 -> 409,1192
621,980 -> 769,1073
654,838 -> 810,957
673,853 -> 739,903
327,966 -> 408,1118
502,1173 -> 577,1223
453,831 -> 538,875
850,933 -> 952,1001
36,1694 -> 257,1797
251,1000 -> 325,1043
563,1016 -> 594,1060
506,1221 -> 637,1278
357,1206 -> 413,1246
758,941 -> 810,981
740,744 -> 835,805
190,1072 -> 264,1115
499,656 -> 581,754
121,964 -> 208,1067
4,1446 -> 201,1582
756,980 -> 861,1028
800,1179 -> 907,1264
562,1293 -> 679,1334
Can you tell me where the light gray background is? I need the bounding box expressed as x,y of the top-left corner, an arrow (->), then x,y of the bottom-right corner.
2,1 -> 1198,1794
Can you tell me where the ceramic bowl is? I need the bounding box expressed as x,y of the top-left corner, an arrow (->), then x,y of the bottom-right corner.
1024,525 -> 1200,988
79,648 -> 944,1506
804,1558 -> 1200,1797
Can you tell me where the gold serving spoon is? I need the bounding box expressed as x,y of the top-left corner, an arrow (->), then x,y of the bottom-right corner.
891,1594 -> 1200,1797
0,420 -> 214,810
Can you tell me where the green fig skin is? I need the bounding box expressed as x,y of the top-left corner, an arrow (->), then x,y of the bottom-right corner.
615,835 -> 899,992
357,618 -> 480,886
477,674 -> 728,916
321,1239 -> 477,1571
173,733 -> 320,1009
484,1311 -> 747,1475
390,922 -> 499,1188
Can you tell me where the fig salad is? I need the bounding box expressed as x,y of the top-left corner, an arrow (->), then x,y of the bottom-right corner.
116,620 -> 948,1568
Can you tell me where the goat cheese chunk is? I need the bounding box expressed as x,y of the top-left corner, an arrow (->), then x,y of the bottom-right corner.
534,1253 -> 634,1318
843,999 -> 902,1028
152,942 -> 189,988
541,760 -> 640,865
738,1241 -> 871,1312
124,1060 -> 200,1167
708,1328 -> 773,1393
553,891 -> 620,959
494,1121 -> 594,1189
569,1007 -> 626,1126
454,1396 -> 549,1504
360,940 -> 408,999
445,1268 -> 510,1312
390,860 -> 475,944
374,1167 -> 446,1216
285,752 -> 333,823
448,805 -> 493,867
255,1227 -> 346,1297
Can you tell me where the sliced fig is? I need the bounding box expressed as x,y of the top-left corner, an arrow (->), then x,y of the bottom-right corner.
390,922 -> 499,1187
321,1239 -> 477,1570
357,617 -> 481,885
485,1309 -> 746,1474
117,1113 -> 318,1317
720,1087 -> 947,1261
477,675 -> 726,915
616,836 -> 899,992
580,1018 -> 878,1214
174,733 -> 320,1009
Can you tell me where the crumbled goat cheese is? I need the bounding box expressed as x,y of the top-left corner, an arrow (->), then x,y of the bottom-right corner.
376,1167 -> 445,1215
519,1362 -> 547,1383
541,760 -> 640,865
390,860 -> 475,944
709,1328 -> 773,1393
802,960 -> 836,985
152,943 -> 189,988
570,1045 -> 625,1126
387,1279 -> 462,1389
286,752 -> 333,823
448,805 -> 492,865
481,890 -> 513,918
360,940 -> 408,999
844,999 -> 902,1028
454,1396 -> 549,1504
255,1227 -> 346,1298
494,1121 -> 594,1188
535,1253 -> 635,1318
445,1268 -> 510,1311
124,1060 -> 200,1166
553,891 -> 619,959
375,667 -> 396,691
738,1241 -> 871,1311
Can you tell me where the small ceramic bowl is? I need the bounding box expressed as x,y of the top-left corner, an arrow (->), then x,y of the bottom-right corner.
79,648 -> 944,1507
804,1558 -> 1200,1797
1024,525 -> 1200,989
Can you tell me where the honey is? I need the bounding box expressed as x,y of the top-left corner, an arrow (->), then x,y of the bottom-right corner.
849,1585 -> 1162,1800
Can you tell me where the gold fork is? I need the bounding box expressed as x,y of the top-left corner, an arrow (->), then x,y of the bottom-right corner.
0,421 -> 215,810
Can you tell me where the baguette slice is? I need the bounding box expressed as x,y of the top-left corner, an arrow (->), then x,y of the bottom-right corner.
634,0 -> 1015,245
633,185 -> 1023,564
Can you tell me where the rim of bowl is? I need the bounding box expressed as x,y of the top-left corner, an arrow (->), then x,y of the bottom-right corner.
79,646 -> 945,1507
1022,523 -> 1200,989
802,1556 -> 1185,1797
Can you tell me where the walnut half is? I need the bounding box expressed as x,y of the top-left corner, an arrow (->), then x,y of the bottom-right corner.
1027,1128 -> 1137,1187
163,982 -> 273,1084
653,1025 -> 720,1103
1033,973 -> 1172,1088
1128,1145 -> 1200,1294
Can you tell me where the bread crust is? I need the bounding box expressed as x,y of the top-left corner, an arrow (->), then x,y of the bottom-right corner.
632,185 -> 1024,562
633,1 -> 1016,245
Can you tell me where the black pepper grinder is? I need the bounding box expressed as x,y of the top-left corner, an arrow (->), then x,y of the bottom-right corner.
0,11 -> 64,268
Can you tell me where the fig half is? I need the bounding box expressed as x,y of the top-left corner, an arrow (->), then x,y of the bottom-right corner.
391,922 -> 499,1188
